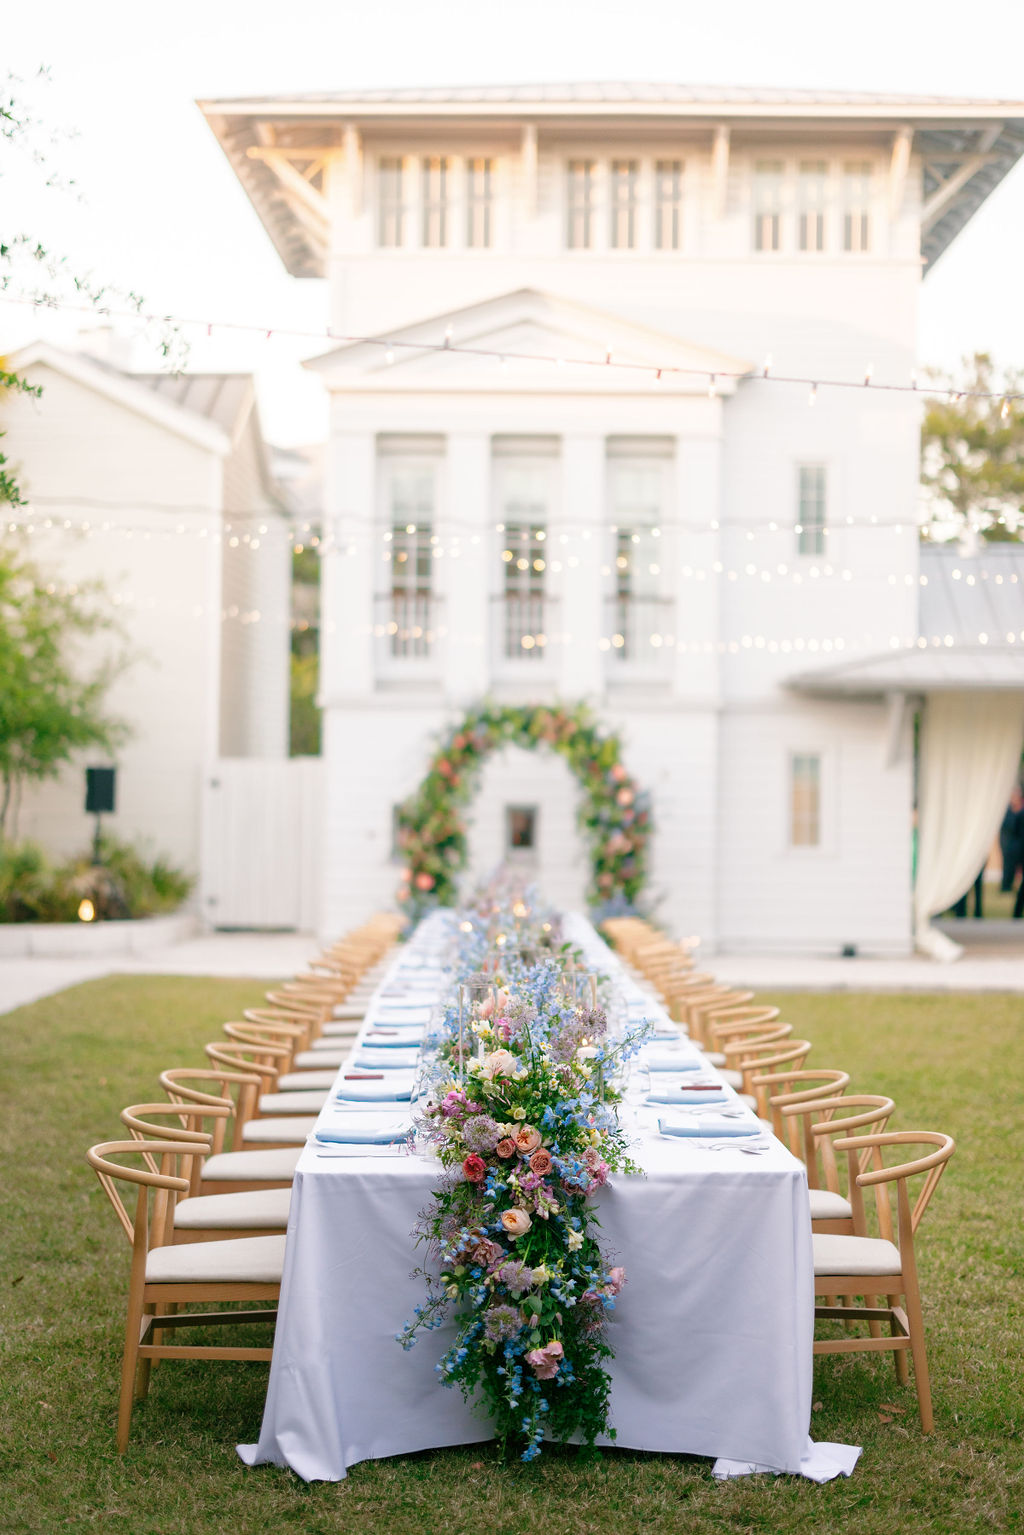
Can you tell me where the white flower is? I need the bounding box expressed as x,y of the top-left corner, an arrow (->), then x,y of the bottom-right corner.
567,1228 -> 584,1252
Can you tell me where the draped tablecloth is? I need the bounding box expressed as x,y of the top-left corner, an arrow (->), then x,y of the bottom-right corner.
239,914 -> 859,1483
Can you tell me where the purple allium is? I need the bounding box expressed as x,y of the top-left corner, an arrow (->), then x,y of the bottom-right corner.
494,1259 -> 533,1295
483,1303 -> 525,1343
462,1114 -> 503,1154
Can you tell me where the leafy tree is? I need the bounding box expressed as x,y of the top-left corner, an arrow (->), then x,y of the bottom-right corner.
0,543 -> 127,838
921,353 -> 1024,542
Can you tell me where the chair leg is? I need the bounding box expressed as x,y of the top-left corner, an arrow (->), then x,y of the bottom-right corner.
888,1293 -> 909,1384
117,1285 -> 146,1453
134,1304 -> 156,1401
863,1291 -> 884,1341
904,1281 -> 935,1433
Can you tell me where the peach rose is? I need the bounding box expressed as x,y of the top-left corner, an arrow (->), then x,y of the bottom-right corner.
482,1048 -> 518,1079
414,871 -> 435,891
514,1125 -> 542,1154
500,1208 -> 532,1237
529,1148 -> 553,1176
495,1138 -> 516,1158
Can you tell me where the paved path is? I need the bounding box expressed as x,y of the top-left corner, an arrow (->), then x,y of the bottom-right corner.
2,927 -> 1024,1016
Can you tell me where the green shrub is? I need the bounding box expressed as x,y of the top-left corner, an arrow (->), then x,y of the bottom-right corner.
0,834 -> 193,922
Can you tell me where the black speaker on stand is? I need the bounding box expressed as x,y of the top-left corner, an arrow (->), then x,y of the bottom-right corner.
85,766 -> 117,864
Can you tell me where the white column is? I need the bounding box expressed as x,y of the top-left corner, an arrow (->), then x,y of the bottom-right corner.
442,432 -> 491,703
673,430 -> 723,704
558,434 -> 605,698
321,426 -> 375,701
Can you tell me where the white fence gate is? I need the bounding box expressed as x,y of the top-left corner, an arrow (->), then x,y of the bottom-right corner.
200,757 -> 323,930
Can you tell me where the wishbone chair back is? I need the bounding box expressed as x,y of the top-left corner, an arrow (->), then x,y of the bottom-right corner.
750,1070 -> 851,1155
159,1067 -> 261,1151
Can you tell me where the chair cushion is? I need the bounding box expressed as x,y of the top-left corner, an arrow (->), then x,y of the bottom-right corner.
809,1189 -> 854,1222
700,1051 -> 727,1068
294,1049 -> 346,1069
813,1233 -> 901,1277
737,1093 -> 757,1109
322,1021 -> 363,1037
146,1233 -> 286,1284
174,1187 -> 292,1230
719,1069 -> 743,1089
258,1090 -> 329,1115
241,1117 -> 317,1144
201,1147 -> 301,1182
332,1004 -> 366,1021
277,1071 -> 338,1091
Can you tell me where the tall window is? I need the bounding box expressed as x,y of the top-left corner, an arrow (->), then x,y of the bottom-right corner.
798,160 -> 827,252
566,160 -> 595,249
466,157 -> 494,247
501,522 -> 547,659
388,468 -> 435,658
654,159 -> 683,250
608,463 -> 664,662
842,161 -> 872,252
421,157 -> 450,247
610,159 -> 639,249
797,465 -> 827,556
753,160 -> 784,251
378,158 -> 404,247
790,754 -> 822,847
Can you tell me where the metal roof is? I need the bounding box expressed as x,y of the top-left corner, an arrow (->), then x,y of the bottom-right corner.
131,372 -> 254,444
788,543 -> 1024,697
198,83 -> 1024,278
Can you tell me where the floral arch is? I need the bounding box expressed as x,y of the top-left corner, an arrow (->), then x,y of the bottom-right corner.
394,702 -> 652,919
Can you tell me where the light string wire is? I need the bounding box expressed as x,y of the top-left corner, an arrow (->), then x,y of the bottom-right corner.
2,290 -> 1022,407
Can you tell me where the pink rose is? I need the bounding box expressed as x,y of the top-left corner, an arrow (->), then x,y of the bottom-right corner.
462,1154 -> 486,1184
514,1125 -> 542,1154
414,872 -> 435,891
525,1340 -> 564,1380
610,763 -> 628,783
583,1147 -> 603,1170
500,1208 -> 532,1237
495,1138 -> 516,1159
529,1148 -> 552,1176
605,1266 -> 626,1296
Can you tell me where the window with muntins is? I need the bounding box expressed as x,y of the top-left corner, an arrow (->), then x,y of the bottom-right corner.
422,157 -> 450,247
567,160 -> 595,249
610,159 -> 639,249
753,160 -> 783,251
498,466 -> 549,660
797,465 -> 827,556
842,161 -> 872,252
790,754 -> 822,847
466,158 -> 494,247
608,465 -> 664,662
505,805 -> 538,853
388,469 -> 435,657
798,161 -> 827,251
654,159 -> 683,250
378,157 -> 404,247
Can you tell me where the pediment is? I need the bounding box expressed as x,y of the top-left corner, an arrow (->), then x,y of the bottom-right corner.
305,289 -> 750,395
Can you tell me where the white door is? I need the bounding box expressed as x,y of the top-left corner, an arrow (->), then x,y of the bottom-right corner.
201,758 -> 323,929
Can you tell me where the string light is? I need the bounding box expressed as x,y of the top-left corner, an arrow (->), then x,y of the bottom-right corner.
808,383 -> 818,407
2,290 -> 1021,408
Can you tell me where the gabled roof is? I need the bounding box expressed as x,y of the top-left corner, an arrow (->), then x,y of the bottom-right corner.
8,342 -> 231,455
131,371 -> 255,446
199,82 -> 1024,277
303,286 -> 750,392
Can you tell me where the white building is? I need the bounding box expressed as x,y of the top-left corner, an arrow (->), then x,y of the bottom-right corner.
4,341 -> 291,879
202,84 -> 1024,952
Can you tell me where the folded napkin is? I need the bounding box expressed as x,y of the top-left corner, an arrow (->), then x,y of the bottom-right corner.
354,1053 -> 419,1071
646,1089 -> 730,1106
658,1117 -> 761,1138
315,1124 -> 410,1144
335,1083 -> 416,1102
364,1032 -> 425,1048
375,1011 -> 432,1026
643,1054 -> 702,1073
377,992 -> 435,1008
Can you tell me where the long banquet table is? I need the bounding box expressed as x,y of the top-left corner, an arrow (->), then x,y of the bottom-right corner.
239,914 -> 859,1482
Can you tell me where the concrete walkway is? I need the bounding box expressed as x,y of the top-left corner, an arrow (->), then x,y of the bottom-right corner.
3,926 -> 1024,1016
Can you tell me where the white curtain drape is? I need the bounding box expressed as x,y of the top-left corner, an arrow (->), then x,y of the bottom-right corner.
915,690 -> 1024,958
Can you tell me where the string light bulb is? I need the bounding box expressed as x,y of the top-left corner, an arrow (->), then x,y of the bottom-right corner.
808,383 -> 818,406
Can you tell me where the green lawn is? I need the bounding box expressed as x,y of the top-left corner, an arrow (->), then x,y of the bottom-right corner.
1,977 -> 1022,1535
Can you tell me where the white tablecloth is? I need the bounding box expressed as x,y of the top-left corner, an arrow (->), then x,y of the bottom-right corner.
239,914 -> 859,1482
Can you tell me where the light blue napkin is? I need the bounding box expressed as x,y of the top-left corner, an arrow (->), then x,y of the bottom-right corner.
658,1118 -> 761,1138
335,1085 -> 416,1102
363,1033 -> 425,1048
646,1089 -> 730,1106
314,1125 -> 410,1144
353,1053 -> 419,1071
643,1055 -> 702,1073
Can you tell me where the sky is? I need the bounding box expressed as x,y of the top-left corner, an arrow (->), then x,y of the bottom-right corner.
3,0 -> 1024,445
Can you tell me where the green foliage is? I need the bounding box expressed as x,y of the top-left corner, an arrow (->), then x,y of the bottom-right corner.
0,833 -> 192,922
289,651 -> 321,756
395,702 -> 652,919
921,353 -> 1024,541
0,542 -> 128,835
0,363 -> 43,508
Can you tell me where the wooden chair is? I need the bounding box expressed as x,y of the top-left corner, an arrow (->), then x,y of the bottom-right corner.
224,1022 -> 342,1091
159,1070 -> 302,1193
812,1131 -> 955,1431
722,1039 -> 812,1110
120,1106 -> 292,1241
86,1140 -> 284,1451
203,1043 -> 325,1136
780,1095 -> 897,1231
749,1069 -> 851,1154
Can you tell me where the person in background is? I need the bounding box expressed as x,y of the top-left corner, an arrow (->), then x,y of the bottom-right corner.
952,867 -> 985,920
1000,786 -> 1024,896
